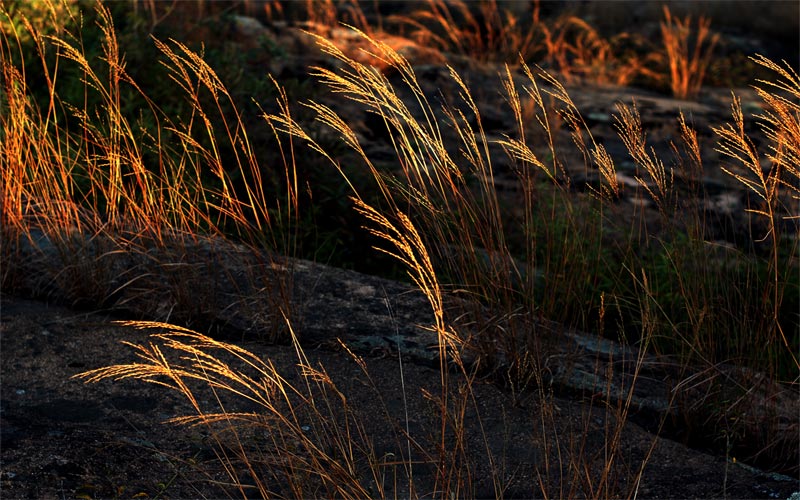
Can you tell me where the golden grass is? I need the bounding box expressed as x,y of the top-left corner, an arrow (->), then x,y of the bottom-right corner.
264,22 -> 799,471
3,0 -> 799,496
1,0 -> 300,338
660,5 -> 720,99
77,320 -> 380,498
714,56 -> 800,369
396,0 -> 543,65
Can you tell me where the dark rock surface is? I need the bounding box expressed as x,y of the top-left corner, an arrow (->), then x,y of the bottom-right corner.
2,290 -> 798,499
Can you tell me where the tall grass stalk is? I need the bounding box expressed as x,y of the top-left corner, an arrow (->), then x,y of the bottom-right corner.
76,320 -> 381,498
660,5 -> 719,99
5,0 -> 798,494
1,0 -> 300,337
266,27 -> 798,472
715,56 -> 800,372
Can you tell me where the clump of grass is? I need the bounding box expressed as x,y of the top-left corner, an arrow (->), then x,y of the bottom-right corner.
396,0 -> 543,64
660,5 -> 720,99
5,0 -> 799,494
393,1 -> 685,91
1,0 -> 300,338
266,27 -> 798,472
76,321 -> 384,498
264,28 -> 670,495
537,14 -> 661,87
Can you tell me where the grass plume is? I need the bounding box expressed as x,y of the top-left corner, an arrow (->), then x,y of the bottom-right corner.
2,1 -> 798,496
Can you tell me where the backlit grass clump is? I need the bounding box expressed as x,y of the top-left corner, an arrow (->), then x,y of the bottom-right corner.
2,1 -> 798,497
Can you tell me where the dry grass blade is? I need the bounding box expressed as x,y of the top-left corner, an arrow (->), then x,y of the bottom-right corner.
615,101 -> 673,214
716,94 -> 771,210
2,0 -> 301,339
714,60 -> 800,371
76,320 -> 379,499
6,1 -> 799,495
660,5 -> 719,99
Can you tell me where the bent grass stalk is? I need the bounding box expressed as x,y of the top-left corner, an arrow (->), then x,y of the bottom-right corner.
6,0 -> 799,495
75,320 -> 376,498
267,25 -> 798,478
2,0 -> 301,338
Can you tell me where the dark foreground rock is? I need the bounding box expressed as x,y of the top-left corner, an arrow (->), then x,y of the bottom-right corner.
1,284 -> 798,498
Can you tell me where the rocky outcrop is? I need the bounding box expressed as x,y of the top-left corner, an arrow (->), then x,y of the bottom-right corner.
5,228 -> 797,476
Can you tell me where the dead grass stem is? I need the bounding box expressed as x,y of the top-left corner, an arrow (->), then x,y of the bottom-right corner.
4,1 -> 798,496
